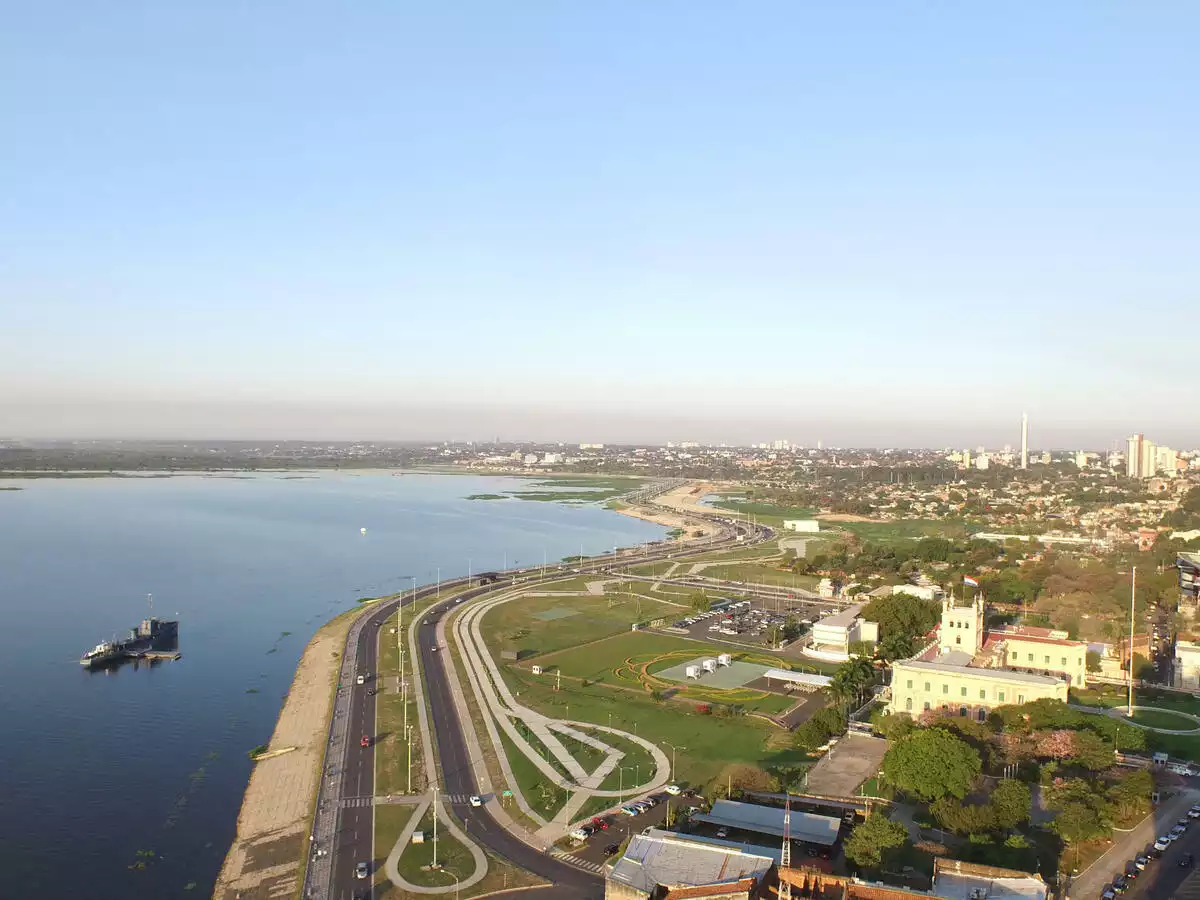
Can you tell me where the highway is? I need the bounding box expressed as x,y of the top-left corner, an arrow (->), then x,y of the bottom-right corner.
308,497 -> 766,899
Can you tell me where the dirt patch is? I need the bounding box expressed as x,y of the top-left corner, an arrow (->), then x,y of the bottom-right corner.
213,606 -> 363,900
816,513 -> 883,523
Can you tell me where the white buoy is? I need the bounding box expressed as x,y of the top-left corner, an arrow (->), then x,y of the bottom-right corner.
360,527 -> 367,536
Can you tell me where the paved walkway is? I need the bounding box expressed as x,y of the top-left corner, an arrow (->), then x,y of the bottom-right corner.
1070,704 -> 1200,735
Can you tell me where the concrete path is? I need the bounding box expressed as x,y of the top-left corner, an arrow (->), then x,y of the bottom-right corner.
1070,703 -> 1200,735
450,584 -> 669,842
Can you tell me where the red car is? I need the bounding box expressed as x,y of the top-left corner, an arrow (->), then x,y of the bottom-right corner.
592,817 -> 609,830
361,735 -> 370,748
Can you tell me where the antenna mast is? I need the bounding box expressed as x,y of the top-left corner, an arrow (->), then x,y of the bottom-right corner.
780,793 -> 792,900
148,593 -> 153,616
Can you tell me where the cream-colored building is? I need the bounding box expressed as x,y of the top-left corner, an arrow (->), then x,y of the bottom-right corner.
890,659 -> 1068,720
983,627 -> 1088,688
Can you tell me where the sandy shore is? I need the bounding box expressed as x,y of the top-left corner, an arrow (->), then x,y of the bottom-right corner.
614,481 -> 732,539
213,607 -> 361,900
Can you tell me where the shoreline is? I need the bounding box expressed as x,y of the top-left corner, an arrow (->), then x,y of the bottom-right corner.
213,604 -> 366,900
612,480 -> 731,540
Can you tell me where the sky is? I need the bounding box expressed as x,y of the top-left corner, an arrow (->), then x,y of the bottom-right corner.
1,3 -> 1197,448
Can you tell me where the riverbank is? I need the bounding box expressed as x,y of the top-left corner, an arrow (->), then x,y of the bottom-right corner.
213,604 -> 364,900
612,481 -> 727,540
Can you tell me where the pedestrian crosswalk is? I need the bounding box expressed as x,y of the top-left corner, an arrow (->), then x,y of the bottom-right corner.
341,796 -> 374,808
551,851 -> 607,874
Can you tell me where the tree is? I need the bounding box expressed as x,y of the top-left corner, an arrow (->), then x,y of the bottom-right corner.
1072,731 -> 1116,770
794,707 -> 847,750
882,728 -> 981,801
1052,801 -> 1110,844
861,593 -> 941,642
843,813 -> 908,870
990,779 -> 1032,829
931,797 -> 995,835
1086,650 -> 1102,673
877,631 -> 916,662
690,594 -> 711,613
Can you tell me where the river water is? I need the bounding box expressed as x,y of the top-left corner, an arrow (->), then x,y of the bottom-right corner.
0,472 -> 665,899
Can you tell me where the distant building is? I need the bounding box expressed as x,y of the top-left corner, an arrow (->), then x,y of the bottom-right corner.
807,604 -> 878,661
1127,434 -> 1145,478
523,453 -> 539,466
892,583 -> 944,603
782,519 -> 820,533
778,857 -> 1048,900
1176,641 -> 1200,690
1180,552 -> 1200,605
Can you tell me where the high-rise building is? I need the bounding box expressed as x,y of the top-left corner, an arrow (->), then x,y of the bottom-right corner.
1021,413 -> 1029,469
1127,434 -> 1144,478
1159,446 -> 1178,478
1141,439 -> 1158,479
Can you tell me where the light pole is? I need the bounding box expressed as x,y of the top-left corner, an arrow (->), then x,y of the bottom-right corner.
406,724 -> 414,793
664,742 -> 686,783
446,869 -> 460,900
619,765 -> 633,804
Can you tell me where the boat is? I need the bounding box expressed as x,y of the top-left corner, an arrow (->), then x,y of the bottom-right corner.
80,595 -> 179,668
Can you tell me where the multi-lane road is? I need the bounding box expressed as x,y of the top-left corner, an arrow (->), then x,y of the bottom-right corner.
309,504 -> 766,899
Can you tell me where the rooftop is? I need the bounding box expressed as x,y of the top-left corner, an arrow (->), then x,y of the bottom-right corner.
816,603 -> 866,629
931,858 -> 1048,900
690,799 -> 841,846
608,829 -> 775,896
892,659 -> 1067,687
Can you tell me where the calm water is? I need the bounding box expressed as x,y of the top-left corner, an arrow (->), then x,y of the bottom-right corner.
0,472 -> 665,899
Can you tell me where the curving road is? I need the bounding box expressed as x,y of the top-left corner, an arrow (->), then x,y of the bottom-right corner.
307,499 -> 767,900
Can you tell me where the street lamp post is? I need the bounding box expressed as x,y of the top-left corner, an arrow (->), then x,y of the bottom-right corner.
664,742 -> 687,784
619,765 -> 632,804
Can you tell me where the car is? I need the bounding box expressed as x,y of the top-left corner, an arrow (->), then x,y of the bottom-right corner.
1124,862 -> 1139,879
1182,853 -> 1195,868
1112,875 -> 1129,893
367,688 -> 377,695
1190,808 -> 1200,820
569,828 -> 590,842
431,646 -> 438,652
355,862 -> 369,880
356,674 -> 365,685
1154,836 -> 1171,853
664,784 -> 682,796
619,806 -> 639,817
716,827 -> 729,839
1100,889 -> 1116,900
1172,825 -> 1187,840
469,795 -> 482,807
360,735 -> 370,748
591,817 -> 609,830
1180,818 -> 1192,829
1134,854 -> 1148,870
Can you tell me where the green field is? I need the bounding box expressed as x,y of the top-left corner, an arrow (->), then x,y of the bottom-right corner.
497,727 -> 570,820
833,519 -> 969,545
687,562 -> 819,591
376,610 -> 425,795
499,662 -> 787,790
480,591 -> 683,660
708,497 -> 817,527
1132,708 -> 1198,730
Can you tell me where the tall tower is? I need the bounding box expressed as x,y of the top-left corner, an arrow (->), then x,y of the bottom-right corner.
940,594 -> 985,654
1020,413 -> 1028,470
1127,434 -> 1143,478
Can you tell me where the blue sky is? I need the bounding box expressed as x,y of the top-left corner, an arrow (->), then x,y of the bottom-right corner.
2,3 -> 1196,446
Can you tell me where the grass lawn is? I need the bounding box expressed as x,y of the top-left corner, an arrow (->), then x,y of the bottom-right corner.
376,611 -> 424,796
834,519 -> 969,545
708,498 -> 817,528
626,560 -> 678,576
555,729 -> 609,775
688,562 -> 820,591
1131,708 -> 1199,730
500,665 -> 781,790
532,630 -> 737,681
373,805 -> 415,895
480,591 -> 684,661
394,809 -> 474,888
497,727 -> 570,820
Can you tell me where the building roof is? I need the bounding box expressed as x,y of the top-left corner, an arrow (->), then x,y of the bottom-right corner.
608,829 -> 775,896
763,669 -> 833,688
892,659 -> 1066,687
690,799 -> 841,846
815,603 -> 865,629
985,628 -> 1086,649
642,828 -> 783,864
931,858 -> 1048,900
1181,551 -> 1200,569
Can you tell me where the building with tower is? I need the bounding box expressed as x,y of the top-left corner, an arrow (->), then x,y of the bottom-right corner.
889,592 -> 1074,719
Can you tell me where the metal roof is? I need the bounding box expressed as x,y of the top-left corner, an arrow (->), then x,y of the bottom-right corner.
690,799 -> 841,846
763,669 -> 833,688
608,829 -> 775,895
892,659 -> 1066,687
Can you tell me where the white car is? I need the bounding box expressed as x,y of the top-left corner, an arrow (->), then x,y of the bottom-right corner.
469,795 -> 483,807
431,646 -> 438,652
355,861 -> 369,879
1171,826 -> 1187,840
664,784 -> 682,795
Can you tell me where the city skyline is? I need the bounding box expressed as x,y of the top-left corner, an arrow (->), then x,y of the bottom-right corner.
3,4 -> 1197,445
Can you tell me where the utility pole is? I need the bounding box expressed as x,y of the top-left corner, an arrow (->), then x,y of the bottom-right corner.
437,566 -> 441,597
407,724 -> 414,793
1128,566 -> 1137,718
432,785 -> 439,868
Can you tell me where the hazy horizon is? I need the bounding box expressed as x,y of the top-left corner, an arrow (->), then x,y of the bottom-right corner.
3,4 -> 1196,448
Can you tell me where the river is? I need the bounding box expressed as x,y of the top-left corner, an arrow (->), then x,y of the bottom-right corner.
0,471 -> 666,899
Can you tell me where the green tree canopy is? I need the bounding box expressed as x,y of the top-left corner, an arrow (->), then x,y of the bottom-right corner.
990,779 -> 1032,829
843,813 -> 908,869
862,593 -> 941,641
883,728 -> 981,801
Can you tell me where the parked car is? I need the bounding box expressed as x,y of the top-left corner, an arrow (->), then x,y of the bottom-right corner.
1100,888 -> 1116,900
1171,825 -> 1187,840
604,843 -> 621,856
665,784 -> 682,795
716,827 -> 729,839
1134,853 -> 1149,870
1123,861 -> 1139,879
1154,836 -> 1171,853
619,806 -> 639,817
591,817 -> 609,830
1112,874 -> 1129,893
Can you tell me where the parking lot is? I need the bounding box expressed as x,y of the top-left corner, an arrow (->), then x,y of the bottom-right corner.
562,791 -> 705,867
666,599 -> 807,648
